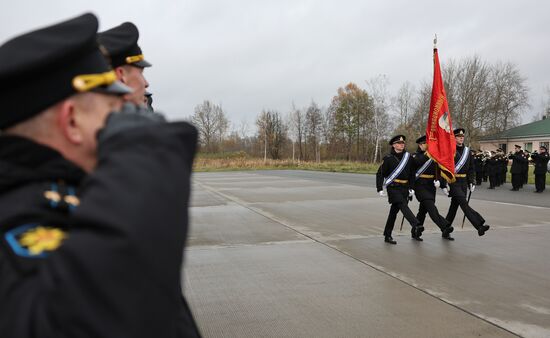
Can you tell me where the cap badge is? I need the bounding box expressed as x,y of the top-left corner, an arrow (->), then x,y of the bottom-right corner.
72,70 -> 117,92
126,54 -> 145,64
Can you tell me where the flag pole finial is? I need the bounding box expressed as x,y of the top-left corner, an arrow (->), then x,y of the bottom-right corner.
433,34 -> 438,49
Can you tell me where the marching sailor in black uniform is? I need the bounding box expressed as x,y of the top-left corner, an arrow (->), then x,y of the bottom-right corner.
376,135 -> 422,244
531,145 -> 549,193
445,129 -> 491,236
412,135 -> 454,241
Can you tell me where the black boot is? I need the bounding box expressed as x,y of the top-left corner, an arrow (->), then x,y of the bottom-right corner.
442,225 -> 454,237
415,225 -> 425,237
442,233 -> 455,241
384,236 -> 397,244
478,225 -> 490,236
411,225 -> 423,241
412,234 -> 423,241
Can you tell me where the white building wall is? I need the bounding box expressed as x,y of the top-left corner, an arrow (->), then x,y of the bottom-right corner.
479,137 -> 550,153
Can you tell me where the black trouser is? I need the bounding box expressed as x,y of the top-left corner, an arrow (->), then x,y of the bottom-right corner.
488,174 -> 497,188
495,172 -> 502,186
445,184 -> 485,229
475,172 -> 483,185
384,201 -> 419,237
512,173 -> 522,190
535,173 -> 546,192
417,199 -> 450,232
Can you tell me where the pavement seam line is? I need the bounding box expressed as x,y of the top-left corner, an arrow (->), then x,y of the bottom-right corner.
194,179 -> 521,337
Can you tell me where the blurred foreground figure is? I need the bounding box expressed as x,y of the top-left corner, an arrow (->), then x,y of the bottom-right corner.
0,13 -> 201,337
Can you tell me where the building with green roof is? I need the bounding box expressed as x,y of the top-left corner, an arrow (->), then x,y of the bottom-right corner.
479,117 -> 550,153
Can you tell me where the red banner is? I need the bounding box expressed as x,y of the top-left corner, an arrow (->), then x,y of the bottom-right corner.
426,48 -> 456,183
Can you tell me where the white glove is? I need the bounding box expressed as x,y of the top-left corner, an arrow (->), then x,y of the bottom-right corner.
469,184 -> 475,193
442,188 -> 449,196
378,190 -> 386,197
433,180 -> 441,188
408,189 -> 414,197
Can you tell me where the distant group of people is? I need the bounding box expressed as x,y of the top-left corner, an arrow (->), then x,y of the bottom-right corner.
474,145 -> 549,193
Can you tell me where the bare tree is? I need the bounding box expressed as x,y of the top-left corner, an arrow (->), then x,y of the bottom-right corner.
443,55 -> 491,141
191,100 -> 229,152
395,57 -> 529,146
410,80 -> 432,136
288,104 -> 305,160
331,83 -> 371,161
394,81 -> 416,126
366,75 -> 392,163
486,62 -> 529,133
257,110 -> 287,159
305,101 -> 322,162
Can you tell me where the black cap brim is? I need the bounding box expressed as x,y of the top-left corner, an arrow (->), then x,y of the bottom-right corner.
132,59 -> 152,68
92,80 -> 133,95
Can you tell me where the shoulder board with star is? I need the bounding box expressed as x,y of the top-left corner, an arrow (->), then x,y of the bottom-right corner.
42,181 -> 80,213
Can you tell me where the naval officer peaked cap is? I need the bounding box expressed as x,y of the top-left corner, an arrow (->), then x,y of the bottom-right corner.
415,135 -> 427,144
0,13 -> 132,129
453,128 -> 465,136
98,22 -> 152,68
389,135 -> 406,145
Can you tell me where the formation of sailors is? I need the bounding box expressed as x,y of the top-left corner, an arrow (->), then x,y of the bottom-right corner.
474,145 -> 549,193
376,128 -> 549,244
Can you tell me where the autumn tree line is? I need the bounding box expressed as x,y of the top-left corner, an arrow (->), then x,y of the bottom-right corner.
191,55 -> 540,162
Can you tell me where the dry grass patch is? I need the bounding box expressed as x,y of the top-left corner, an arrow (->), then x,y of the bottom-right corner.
194,154 -> 379,174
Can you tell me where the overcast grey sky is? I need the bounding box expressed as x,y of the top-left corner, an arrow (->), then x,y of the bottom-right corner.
1,0 -> 549,128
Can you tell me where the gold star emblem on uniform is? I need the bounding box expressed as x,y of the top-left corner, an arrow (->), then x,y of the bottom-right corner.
18,226 -> 67,255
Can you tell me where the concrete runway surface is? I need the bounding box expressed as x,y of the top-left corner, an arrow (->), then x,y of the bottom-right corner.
184,170 -> 550,338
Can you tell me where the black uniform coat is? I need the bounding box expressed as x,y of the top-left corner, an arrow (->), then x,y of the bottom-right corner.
473,154 -> 484,175
449,145 -> 474,198
509,151 -> 526,174
376,150 -> 415,204
412,149 -> 437,202
532,152 -> 550,174
0,123 -> 201,337
485,156 -> 497,176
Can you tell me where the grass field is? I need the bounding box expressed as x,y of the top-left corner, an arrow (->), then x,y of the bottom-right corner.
194,153 -> 550,184
194,153 -> 379,174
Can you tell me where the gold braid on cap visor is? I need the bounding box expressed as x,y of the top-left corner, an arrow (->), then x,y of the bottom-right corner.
72,71 -> 117,92
125,54 -> 144,64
